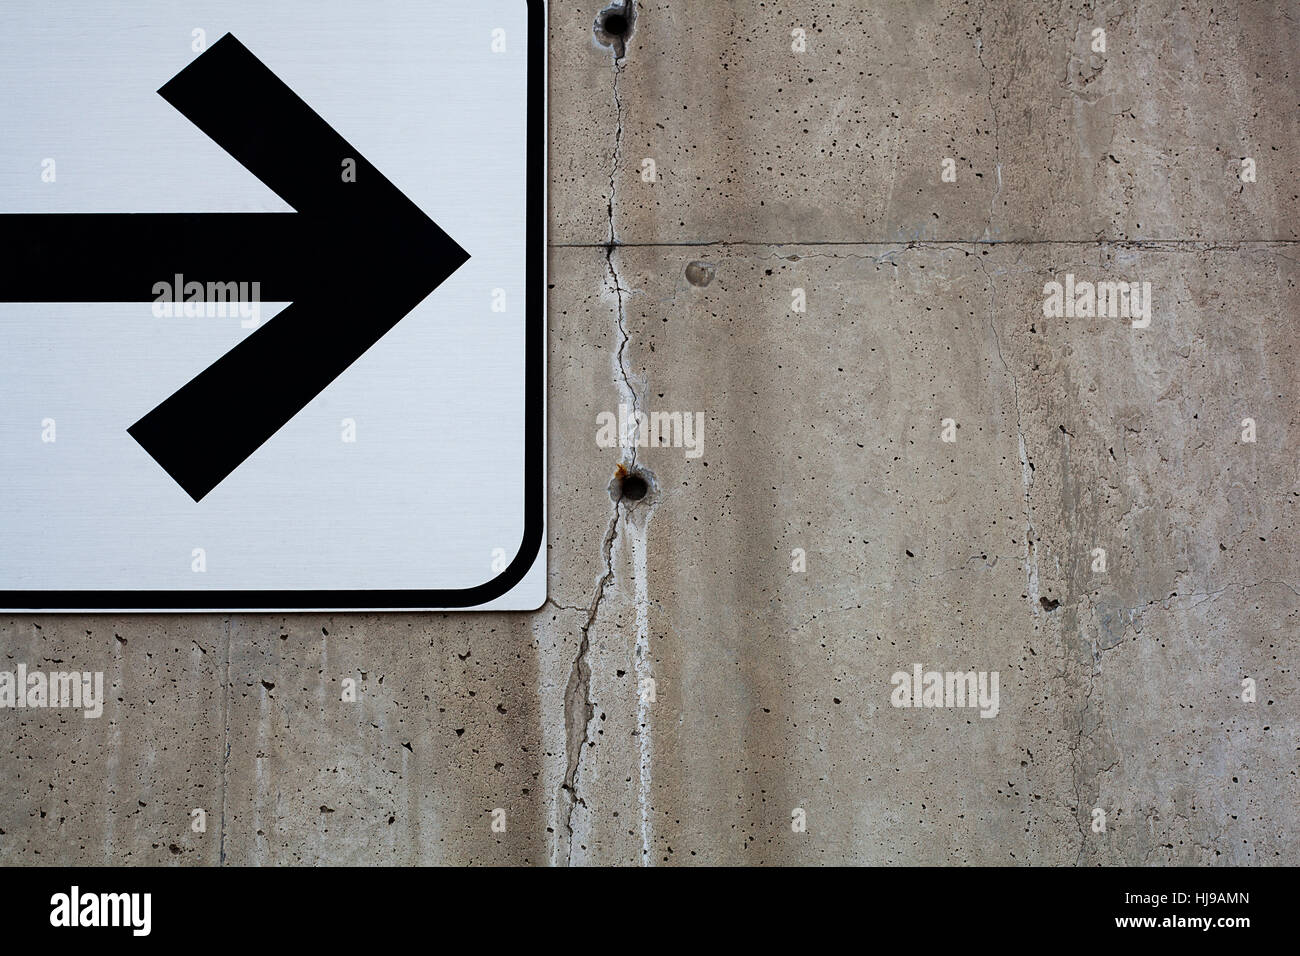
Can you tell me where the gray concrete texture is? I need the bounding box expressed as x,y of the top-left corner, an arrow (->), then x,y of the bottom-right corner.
2,0 -> 1297,865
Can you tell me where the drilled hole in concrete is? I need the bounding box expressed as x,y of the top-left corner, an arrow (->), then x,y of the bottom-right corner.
611,463 -> 652,503
620,472 -> 648,501
594,2 -> 635,56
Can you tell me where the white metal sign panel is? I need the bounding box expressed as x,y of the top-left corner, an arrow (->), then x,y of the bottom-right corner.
0,0 -> 546,611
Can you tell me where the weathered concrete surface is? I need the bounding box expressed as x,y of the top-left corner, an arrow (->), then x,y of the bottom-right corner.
572,0 -> 1300,245
0,618 -> 225,864
2,0 -> 1297,865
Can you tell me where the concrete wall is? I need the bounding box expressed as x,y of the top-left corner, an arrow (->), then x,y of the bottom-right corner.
3,0 -> 1297,865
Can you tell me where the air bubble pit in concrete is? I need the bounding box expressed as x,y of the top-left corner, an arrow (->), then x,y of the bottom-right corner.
685,261 -> 716,287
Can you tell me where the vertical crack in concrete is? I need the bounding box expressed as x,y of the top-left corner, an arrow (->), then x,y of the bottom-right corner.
606,61 -> 622,248
608,246 -> 639,462
978,257 -> 1039,613
558,505 -> 621,864
557,29 -> 639,865
972,187 -> 1106,862
606,52 -> 640,462
977,231 -> 1092,862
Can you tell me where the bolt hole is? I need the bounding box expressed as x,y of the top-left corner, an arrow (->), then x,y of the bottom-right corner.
602,12 -> 629,36
620,471 -> 648,501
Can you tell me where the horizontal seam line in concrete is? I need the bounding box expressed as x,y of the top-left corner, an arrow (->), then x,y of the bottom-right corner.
550,239 -> 1300,248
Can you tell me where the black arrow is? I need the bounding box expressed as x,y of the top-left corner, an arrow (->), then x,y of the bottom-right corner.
0,33 -> 470,501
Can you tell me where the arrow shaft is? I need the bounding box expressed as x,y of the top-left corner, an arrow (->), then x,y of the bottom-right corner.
0,213 -> 315,302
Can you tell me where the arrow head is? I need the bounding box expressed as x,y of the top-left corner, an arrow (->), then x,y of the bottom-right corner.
128,34 -> 469,501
